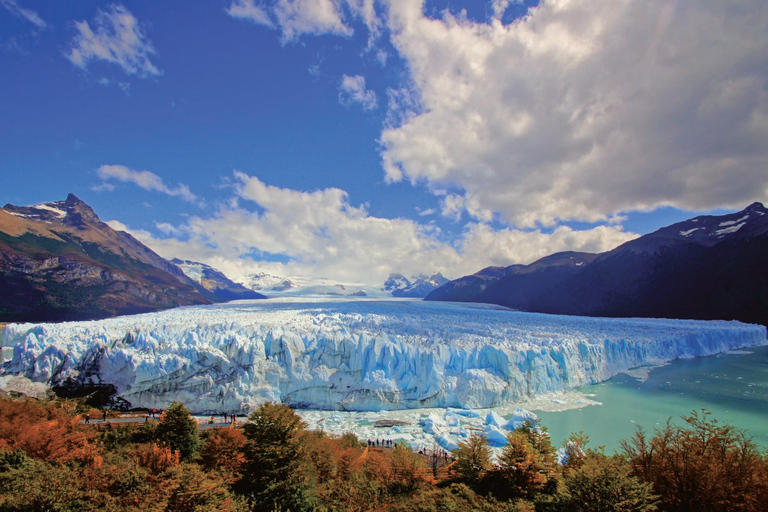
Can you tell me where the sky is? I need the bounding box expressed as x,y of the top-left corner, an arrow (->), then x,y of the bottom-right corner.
1,0 -> 767,286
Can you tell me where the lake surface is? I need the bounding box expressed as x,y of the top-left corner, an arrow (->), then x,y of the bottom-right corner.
536,344 -> 768,453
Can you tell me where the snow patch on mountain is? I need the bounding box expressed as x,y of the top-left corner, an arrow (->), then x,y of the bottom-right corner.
714,222 -> 746,236
2,298 -> 764,414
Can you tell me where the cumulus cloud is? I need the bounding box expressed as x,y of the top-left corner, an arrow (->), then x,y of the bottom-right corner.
111,171 -> 636,285
380,0 -> 768,227
339,74 -> 378,110
66,4 -> 161,77
95,165 -> 197,203
1,0 -> 46,29
226,0 -> 379,42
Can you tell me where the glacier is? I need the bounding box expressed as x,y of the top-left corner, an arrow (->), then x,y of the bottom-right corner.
1,298 -> 765,415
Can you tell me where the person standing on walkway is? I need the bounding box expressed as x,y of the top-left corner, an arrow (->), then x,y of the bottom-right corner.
102,409 -> 107,422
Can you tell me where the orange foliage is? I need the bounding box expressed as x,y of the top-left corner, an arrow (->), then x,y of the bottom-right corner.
131,442 -> 180,475
199,427 -> 247,475
0,396 -> 101,467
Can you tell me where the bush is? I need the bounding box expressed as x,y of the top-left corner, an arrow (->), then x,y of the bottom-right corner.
554,452 -> 658,512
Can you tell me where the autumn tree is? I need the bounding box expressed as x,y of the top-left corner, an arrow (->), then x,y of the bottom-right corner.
389,443 -> 426,492
155,401 -> 199,462
622,410 -> 768,512
199,427 -> 247,478
165,463 -> 246,512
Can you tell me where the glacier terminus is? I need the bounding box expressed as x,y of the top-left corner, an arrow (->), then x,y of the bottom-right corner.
2,298 -> 766,415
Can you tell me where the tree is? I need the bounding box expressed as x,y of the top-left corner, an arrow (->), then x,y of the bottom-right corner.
155,402 -> 199,462
239,402 -> 315,511
622,410 -> 768,512
453,433 -> 492,486
559,431 -> 589,476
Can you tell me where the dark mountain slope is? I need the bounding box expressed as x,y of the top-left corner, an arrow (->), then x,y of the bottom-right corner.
0,194 -> 211,322
428,203 -> 768,326
426,252 -> 597,304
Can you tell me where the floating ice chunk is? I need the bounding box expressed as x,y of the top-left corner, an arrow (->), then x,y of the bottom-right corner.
484,425 -> 509,447
486,411 -> 507,428
420,413 -> 447,435
435,433 -> 461,451
503,408 -> 539,430
444,411 -> 461,427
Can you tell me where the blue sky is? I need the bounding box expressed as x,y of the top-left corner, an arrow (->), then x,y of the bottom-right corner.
1,0 -> 766,285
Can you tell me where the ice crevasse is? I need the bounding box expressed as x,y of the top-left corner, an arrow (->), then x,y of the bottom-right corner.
2,298 -> 765,414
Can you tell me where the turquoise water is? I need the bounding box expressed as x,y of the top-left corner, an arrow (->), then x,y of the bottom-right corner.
536,344 -> 768,453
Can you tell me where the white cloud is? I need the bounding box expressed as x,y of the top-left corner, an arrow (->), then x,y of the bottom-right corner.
1,0 -> 46,29
339,74 -> 378,110
105,219 -> 131,233
226,0 -> 273,27
95,164 -> 197,203
227,0 -> 349,42
416,207 -> 435,217
226,0 -> 380,43
66,4 -> 161,78
457,223 -> 635,269
111,171 -> 636,285
380,0 -> 768,227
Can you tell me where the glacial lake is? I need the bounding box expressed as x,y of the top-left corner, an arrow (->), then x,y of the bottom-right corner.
536,344 -> 768,453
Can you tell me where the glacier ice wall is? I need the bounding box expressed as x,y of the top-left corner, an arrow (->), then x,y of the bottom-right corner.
2,298 -> 765,414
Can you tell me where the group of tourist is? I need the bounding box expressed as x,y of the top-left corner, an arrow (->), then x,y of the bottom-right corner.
367,438 -> 394,448
208,412 -> 239,424
82,410 -> 109,423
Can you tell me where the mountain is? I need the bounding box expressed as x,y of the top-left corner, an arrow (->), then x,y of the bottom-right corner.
247,272 -> 293,292
382,272 -> 450,297
427,203 -> 768,326
171,259 -> 266,302
0,194 -> 210,322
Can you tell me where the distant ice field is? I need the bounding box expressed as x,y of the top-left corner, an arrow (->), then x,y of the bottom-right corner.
2,298 -> 765,417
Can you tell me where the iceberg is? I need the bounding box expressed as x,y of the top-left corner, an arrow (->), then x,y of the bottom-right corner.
1,297 -> 765,414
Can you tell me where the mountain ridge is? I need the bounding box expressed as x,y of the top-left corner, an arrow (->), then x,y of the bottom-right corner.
427,203 -> 768,326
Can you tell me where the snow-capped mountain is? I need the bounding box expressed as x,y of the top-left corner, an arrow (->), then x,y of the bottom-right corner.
382,272 -> 450,297
428,203 -> 768,327
0,194 -> 209,322
3,298 -> 763,413
171,259 -> 266,302
247,272 -> 294,292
